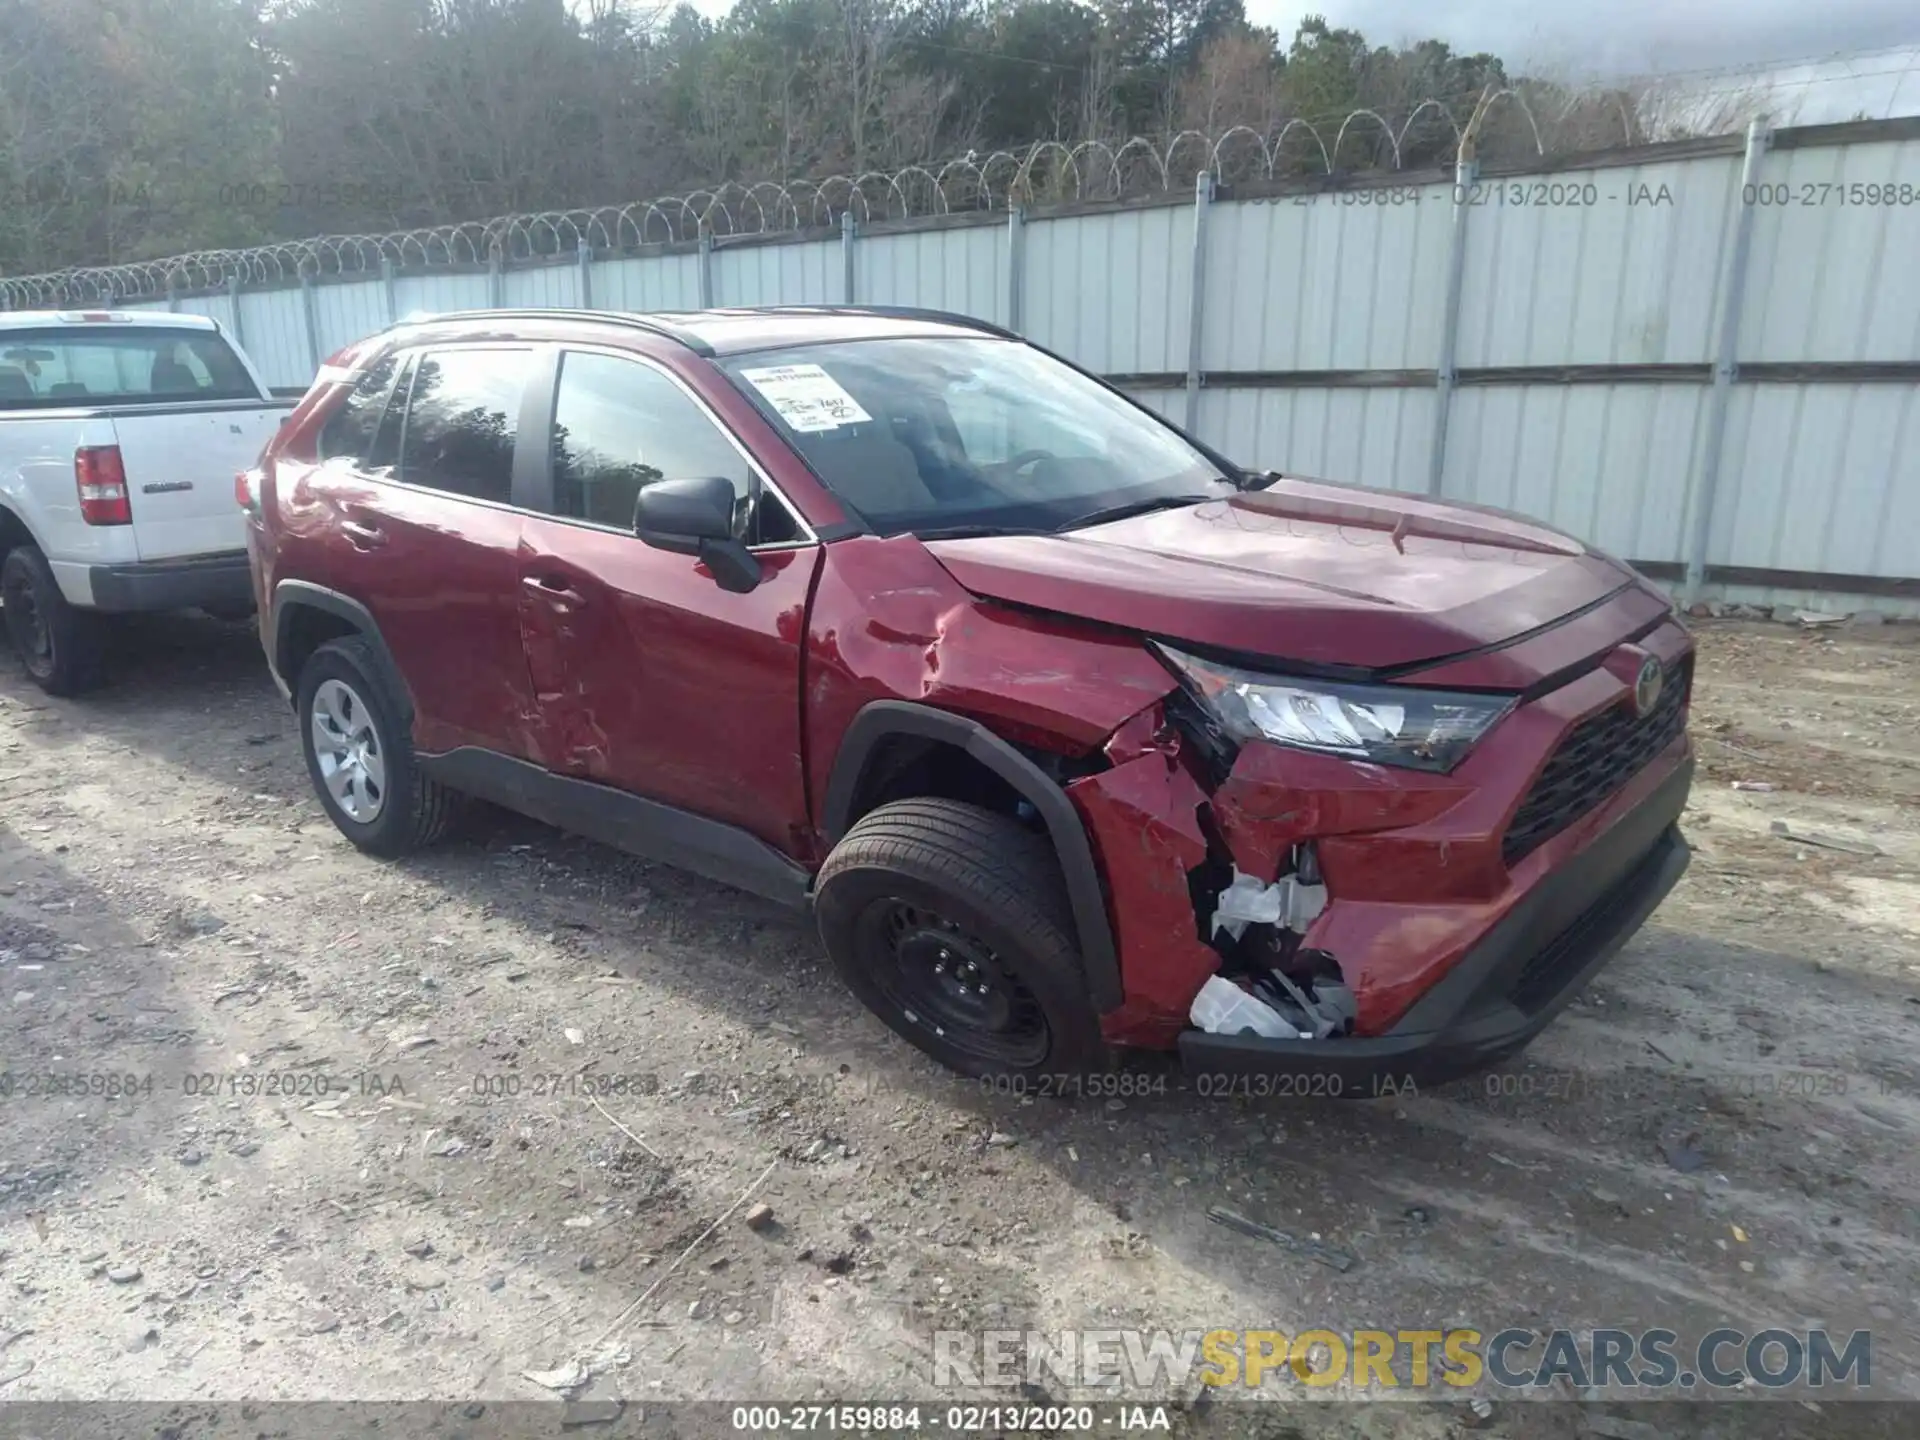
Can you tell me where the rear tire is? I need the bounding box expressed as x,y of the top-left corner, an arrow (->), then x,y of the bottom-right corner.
296,635 -> 463,857
815,798 -> 1108,1081
1,545 -> 106,696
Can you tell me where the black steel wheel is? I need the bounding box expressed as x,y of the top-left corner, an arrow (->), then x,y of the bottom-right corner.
2,545 -> 106,695
815,798 -> 1107,1080
860,898 -> 1051,1068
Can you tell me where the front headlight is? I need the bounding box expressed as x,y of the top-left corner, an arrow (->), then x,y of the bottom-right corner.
1156,643 -> 1515,773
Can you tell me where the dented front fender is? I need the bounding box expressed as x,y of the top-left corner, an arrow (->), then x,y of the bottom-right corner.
1066,706 -> 1223,1047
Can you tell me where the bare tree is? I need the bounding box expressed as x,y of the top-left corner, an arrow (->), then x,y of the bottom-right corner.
872,69 -> 965,170
1073,43 -> 1125,144
835,0 -> 903,173
578,0 -> 672,34
1626,71 -> 1774,142
1176,32 -> 1280,139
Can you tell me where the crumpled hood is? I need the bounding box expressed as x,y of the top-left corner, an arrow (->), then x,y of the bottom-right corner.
923,477 -> 1639,673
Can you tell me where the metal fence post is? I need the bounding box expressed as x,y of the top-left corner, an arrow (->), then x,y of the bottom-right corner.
1006,205 -> 1025,332
578,240 -> 594,310
1685,118 -> 1771,602
381,256 -> 397,325
488,243 -> 505,308
227,273 -> 246,349
1183,171 -> 1212,432
1426,154 -> 1476,495
299,272 -> 322,370
697,224 -> 714,308
841,211 -> 857,303
165,274 -> 180,313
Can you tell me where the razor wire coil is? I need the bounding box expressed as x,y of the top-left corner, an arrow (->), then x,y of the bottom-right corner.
0,93 -> 1603,307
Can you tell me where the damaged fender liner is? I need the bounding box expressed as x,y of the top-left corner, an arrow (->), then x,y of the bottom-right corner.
1181,756 -> 1693,1090
823,701 -> 1124,1012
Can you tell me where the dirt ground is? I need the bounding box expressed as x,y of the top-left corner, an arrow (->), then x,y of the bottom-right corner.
0,615 -> 1915,1436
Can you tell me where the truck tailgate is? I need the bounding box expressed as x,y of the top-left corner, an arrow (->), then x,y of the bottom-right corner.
115,400 -> 291,561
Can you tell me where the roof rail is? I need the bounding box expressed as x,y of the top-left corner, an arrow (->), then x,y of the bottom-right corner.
756,304 -> 1020,342
389,307 -> 714,356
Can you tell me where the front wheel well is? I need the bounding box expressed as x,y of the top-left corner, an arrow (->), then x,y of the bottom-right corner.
843,735 -> 1031,830
821,703 -> 1124,1013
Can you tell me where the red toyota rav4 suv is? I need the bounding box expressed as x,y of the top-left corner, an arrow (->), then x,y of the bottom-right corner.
245,306 -> 1692,1091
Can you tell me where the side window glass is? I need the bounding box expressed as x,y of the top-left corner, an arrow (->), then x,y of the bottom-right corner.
319,351 -> 402,464
364,353 -> 414,472
399,347 -> 530,504
550,351 -> 797,542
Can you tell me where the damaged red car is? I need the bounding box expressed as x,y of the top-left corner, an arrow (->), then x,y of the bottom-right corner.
245,306 -> 1692,1091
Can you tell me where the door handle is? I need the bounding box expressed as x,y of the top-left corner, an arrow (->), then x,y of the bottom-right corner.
522,574 -> 586,606
341,519 -> 386,549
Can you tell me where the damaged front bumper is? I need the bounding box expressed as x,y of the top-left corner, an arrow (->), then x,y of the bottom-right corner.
1178,755 -> 1692,1092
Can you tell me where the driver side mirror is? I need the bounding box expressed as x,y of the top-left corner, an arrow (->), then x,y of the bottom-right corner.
633,475 -> 761,594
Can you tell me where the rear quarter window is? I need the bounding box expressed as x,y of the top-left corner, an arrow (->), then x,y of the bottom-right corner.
318,352 -> 404,464
0,327 -> 259,410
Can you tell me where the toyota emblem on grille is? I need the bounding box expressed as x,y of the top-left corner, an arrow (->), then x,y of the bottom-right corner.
1632,656 -> 1664,718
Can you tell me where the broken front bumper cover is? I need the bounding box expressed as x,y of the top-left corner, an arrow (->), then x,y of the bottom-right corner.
1179,755 -> 1693,1093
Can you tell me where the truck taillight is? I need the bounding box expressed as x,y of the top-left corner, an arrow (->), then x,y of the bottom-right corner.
74,446 -> 131,525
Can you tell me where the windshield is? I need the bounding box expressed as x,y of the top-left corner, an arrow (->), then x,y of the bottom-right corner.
0,327 -> 259,410
721,336 -> 1230,536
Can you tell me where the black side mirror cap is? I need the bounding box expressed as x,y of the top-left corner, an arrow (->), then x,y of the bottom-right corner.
634,475 -> 761,594
635,475 -> 735,547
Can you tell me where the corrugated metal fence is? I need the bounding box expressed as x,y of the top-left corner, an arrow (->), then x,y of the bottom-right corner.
113,117 -> 1920,612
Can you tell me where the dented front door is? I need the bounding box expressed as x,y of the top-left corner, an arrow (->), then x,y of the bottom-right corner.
514,347 -> 821,855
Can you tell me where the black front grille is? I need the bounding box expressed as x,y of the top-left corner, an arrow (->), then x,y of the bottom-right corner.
1502,655 -> 1690,868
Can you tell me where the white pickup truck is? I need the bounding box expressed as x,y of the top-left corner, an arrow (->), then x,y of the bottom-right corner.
0,309 -> 293,693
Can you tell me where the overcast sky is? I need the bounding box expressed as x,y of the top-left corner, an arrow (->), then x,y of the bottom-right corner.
673,0 -> 1920,121
1243,0 -> 1917,80
1261,0 -> 1920,124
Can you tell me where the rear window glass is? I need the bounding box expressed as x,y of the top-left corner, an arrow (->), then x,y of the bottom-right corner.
0,326 -> 259,410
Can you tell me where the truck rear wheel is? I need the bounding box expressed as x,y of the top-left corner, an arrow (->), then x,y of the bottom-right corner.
815,798 -> 1108,1081
2,545 -> 106,696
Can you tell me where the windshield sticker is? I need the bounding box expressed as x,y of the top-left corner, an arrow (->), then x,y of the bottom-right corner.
739,363 -> 872,433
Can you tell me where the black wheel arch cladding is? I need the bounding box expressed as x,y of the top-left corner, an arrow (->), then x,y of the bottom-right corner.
273,580 -> 414,725
823,700 -> 1122,1013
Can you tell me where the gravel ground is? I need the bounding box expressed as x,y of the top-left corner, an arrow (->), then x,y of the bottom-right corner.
0,613 -> 1915,1438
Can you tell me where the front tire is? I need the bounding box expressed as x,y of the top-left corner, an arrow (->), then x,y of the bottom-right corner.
296,636 -> 462,857
2,545 -> 106,696
815,798 -> 1107,1080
